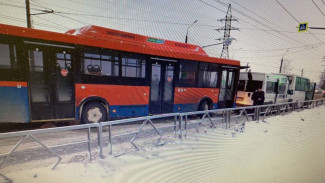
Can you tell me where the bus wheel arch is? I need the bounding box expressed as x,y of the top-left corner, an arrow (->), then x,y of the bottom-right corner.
198,97 -> 213,111
80,97 -> 110,124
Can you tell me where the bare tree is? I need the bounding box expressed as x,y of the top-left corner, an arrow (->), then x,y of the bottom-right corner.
319,71 -> 325,90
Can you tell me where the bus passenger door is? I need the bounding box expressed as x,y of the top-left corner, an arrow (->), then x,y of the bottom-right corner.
218,68 -> 236,109
27,44 -> 75,121
149,61 -> 175,114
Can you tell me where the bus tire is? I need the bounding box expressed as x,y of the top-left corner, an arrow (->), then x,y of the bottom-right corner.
199,101 -> 209,111
81,102 -> 107,124
198,100 -> 211,118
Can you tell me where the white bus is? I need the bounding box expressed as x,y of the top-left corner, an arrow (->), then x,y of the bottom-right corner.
278,74 -> 315,103
236,72 -> 289,107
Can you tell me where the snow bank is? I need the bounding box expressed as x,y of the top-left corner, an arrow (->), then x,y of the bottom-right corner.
2,107 -> 325,183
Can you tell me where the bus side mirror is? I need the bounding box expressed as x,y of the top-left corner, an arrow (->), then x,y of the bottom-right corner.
287,90 -> 293,95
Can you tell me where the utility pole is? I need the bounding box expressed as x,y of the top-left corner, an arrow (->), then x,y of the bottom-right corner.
279,50 -> 289,73
245,62 -> 249,72
216,4 -> 239,59
26,0 -> 32,28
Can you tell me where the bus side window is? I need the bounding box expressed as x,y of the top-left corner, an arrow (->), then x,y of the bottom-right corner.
266,81 -> 277,93
121,56 -> 145,78
82,49 -> 119,76
198,63 -> 218,88
179,60 -> 198,87
278,83 -> 286,94
0,43 -> 17,70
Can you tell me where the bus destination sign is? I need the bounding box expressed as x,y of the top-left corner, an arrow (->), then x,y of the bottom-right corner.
147,38 -> 165,44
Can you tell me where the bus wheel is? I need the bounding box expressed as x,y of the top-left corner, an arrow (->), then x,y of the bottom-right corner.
199,101 -> 209,111
198,101 -> 210,118
81,102 -> 107,124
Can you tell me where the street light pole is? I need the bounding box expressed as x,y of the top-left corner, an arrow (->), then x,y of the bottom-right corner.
185,20 -> 198,43
279,50 -> 289,73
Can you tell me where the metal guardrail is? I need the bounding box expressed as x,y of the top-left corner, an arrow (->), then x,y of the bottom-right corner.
98,113 -> 180,158
178,99 -> 325,138
0,123 -> 98,170
0,98 -> 324,170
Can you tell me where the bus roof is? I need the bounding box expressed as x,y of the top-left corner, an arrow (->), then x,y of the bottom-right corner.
276,73 -> 310,80
0,24 -> 240,66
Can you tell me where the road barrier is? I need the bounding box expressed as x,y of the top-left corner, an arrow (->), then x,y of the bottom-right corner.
0,98 -> 324,170
0,123 -> 98,170
98,113 -> 180,158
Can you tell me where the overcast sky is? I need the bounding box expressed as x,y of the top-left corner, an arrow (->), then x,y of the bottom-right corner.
1,0 -> 325,83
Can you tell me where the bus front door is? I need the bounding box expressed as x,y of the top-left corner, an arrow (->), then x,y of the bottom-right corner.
27,44 -> 75,121
149,62 -> 175,114
218,68 -> 236,109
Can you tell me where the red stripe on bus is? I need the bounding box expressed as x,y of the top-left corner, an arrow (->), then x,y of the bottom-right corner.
75,84 -> 150,106
0,81 -> 28,87
174,87 -> 219,104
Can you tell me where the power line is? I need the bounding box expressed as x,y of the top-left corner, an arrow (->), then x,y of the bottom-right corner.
25,0 -> 225,29
200,0 -> 310,49
33,15 -> 71,30
275,0 -> 323,43
0,2 -> 42,11
53,13 -> 89,25
30,0 -> 52,11
0,14 -> 67,31
237,42 -> 325,52
311,0 -> 325,17
274,0 -> 300,22
212,0 -> 312,46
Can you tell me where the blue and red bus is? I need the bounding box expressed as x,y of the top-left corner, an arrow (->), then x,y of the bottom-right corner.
0,24 -> 240,123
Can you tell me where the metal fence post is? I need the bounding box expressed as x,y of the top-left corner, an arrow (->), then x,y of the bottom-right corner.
257,106 -> 260,122
174,115 -> 177,138
179,114 -> 183,139
227,110 -> 231,129
98,123 -> 104,159
87,127 -> 92,161
108,125 -> 112,155
185,115 -> 188,138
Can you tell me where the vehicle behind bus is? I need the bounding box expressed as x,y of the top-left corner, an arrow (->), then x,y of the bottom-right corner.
236,72 -> 289,107
280,74 -> 314,104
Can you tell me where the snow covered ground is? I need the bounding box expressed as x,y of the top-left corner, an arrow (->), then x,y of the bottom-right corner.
1,106 -> 325,183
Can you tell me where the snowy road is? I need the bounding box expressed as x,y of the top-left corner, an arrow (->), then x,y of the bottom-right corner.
1,106 -> 325,183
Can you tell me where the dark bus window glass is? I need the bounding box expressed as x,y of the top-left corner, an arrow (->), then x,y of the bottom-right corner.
266,81 -> 276,93
198,63 -> 218,88
209,63 -> 218,87
0,44 -> 11,69
278,83 -> 286,94
246,80 -> 263,92
82,49 -> 119,76
29,50 -> 44,72
295,77 -> 309,92
56,53 -> 73,102
28,50 -> 47,102
0,44 -> 17,69
179,60 -> 198,87
227,71 -> 233,89
121,57 -> 145,78
238,80 -> 245,91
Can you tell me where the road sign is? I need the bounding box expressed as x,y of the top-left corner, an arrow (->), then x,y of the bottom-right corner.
298,22 -> 308,32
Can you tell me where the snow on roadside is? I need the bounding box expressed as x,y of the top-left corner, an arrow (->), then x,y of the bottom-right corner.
1,106 -> 325,183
